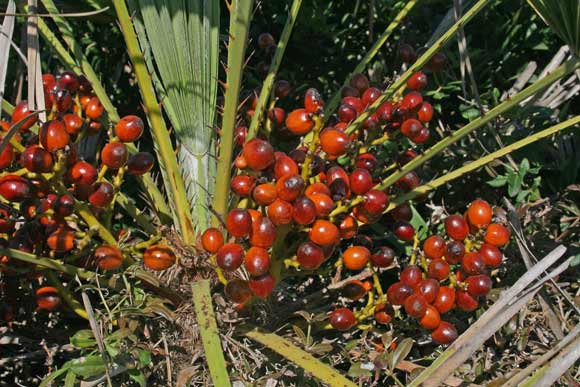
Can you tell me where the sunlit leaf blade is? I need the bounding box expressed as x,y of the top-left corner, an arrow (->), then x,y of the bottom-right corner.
527,0 -> 580,55
0,0 -> 16,101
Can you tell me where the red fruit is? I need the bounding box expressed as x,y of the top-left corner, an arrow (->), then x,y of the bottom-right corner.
338,215 -> 357,239
47,228 -> 75,252
355,153 -> 378,171
244,247 -> 270,277
480,243 -> 503,267
420,305 -> 441,330
329,308 -> 356,331
0,175 -> 30,202
401,265 -> 423,287
297,241 -> 325,270
370,246 -> 395,268
43,74 -> 57,92
466,199 -> 492,228
427,53 -> 447,72
341,85 -> 359,98
416,278 -> 440,303
310,193 -> 334,217
456,289 -> 478,311
101,142 -> 128,169
465,274 -> 492,297
417,102 -> 434,123
225,279 -> 252,303
234,126 -> 247,146
267,199 -> 293,225
377,101 -> 394,122
320,128 -> 350,157
401,118 -> 423,138
397,150 -> 418,166
309,220 -> 339,246
428,259 -> 450,281
35,287 -> 61,311
431,321 -> 457,345
305,182 -> 331,198
273,153 -> 299,179
396,171 -> 421,193
304,88 -> 324,113
127,152 -> 155,175
407,72 -> 428,91
248,273 -> 275,298
391,203 -> 412,221
423,235 -> 446,259
374,303 -> 393,324
268,107 -> 285,127
362,189 -> 388,215
58,71 -> 79,92
337,103 -> 357,123
484,224 -> 510,247
292,196 -> 316,225
404,294 -> 428,318
252,182 -> 277,205
230,175 -> 256,197
243,139 -> 275,170
95,245 -> 123,270
394,221 -> 415,241
444,241 -> 465,264
20,145 -> 51,173
327,166 -> 351,198
342,246 -> 370,271
433,286 -> 456,314
70,161 -> 98,185
54,194 -> 74,217
11,101 -> 37,131
462,252 -> 486,275
89,182 -> 114,208
63,114 -> 84,135
216,243 -> 244,271
349,168 -> 373,195
286,108 -> 314,135
276,174 -> 305,202
341,281 -> 368,301
341,96 -> 364,114
401,92 -> 423,111
39,120 -> 69,152
361,87 -> 381,107
445,215 -> 470,241
85,97 -> 104,120
201,228 -> 224,253
226,209 -> 252,238
349,73 -> 370,93
115,115 -> 144,142
250,216 -> 276,248
411,127 -> 430,144
144,244 -> 176,271
387,282 -> 414,305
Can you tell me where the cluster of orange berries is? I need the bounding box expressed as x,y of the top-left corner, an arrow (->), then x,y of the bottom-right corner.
0,71 -> 176,313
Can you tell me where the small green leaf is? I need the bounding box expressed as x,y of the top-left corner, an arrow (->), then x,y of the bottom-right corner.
69,355 -> 107,378
292,325 -> 307,343
347,363 -> 372,378
128,369 -> 146,387
519,158 -> 530,178
70,330 -> 96,349
136,349 -> 151,368
487,175 -> 508,187
570,254 -> 580,267
507,170 -> 523,197
392,338 -> 413,368
64,371 -> 76,387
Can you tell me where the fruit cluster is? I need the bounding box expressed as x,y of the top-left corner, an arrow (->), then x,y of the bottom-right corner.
0,71 -> 176,313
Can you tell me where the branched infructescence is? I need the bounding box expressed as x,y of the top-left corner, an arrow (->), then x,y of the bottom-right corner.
201,44 -> 511,345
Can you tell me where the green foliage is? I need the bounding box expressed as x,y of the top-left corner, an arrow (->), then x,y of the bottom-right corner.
487,158 -> 542,204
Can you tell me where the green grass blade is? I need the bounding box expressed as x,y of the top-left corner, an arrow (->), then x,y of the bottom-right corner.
246,329 -> 358,387
191,280 -> 231,387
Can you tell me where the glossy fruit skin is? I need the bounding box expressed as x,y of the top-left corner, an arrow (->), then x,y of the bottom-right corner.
462,252 -> 486,275
252,183 -> 277,205
417,102 -> 434,123
327,166 -> 351,199
428,259 -> 450,281
243,138 -> 275,171
400,265 -> 423,288
286,108 -> 314,135
480,243 -> 502,267
268,107 -> 285,127
201,228 -> 224,253
94,245 -> 123,270
234,126 -> 247,146
427,53 -> 447,72
0,175 -> 30,202
350,73 -> 370,93
416,278 -> 440,303
465,199 -> 492,228
21,145 -> 53,173
304,88 -> 324,113
387,282 -> 414,305
420,305 -> 441,330
391,203 -> 412,222
70,161 -> 98,185
101,142 -> 128,169
249,216 -> 276,248
309,220 -> 339,246
434,286 -> 456,314
404,294 -> 428,318
456,290 -> 478,311
374,303 -> 393,324
248,273 -> 276,298
54,194 -> 74,217
296,241 -> 325,269
444,241 -> 465,264
320,128 -> 350,157
230,175 -> 256,197
445,215 -> 470,241
337,103 -> 357,123
276,174 -> 305,202
144,244 -> 176,271
62,113 -> 84,135
349,168 -> 373,195
225,279 -> 253,303
127,152 -> 155,175
58,71 -> 80,92
401,91 -> 423,111
0,139 -> 14,169
342,246 -> 370,271
394,221 -> 415,241
115,115 -> 144,142
330,308 -> 357,331
310,193 -> 334,218
361,87 -> 381,107
216,243 -> 244,271
226,209 -> 252,238
431,321 -> 457,345
305,182 -> 331,198
47,228 -> 75,252
423,235 -> 446,259
39,120 -> 69,152
341,280 -> 368,301
85,97 -> 104,120
407,71 -> 428,91
362,189 -> 388,215
465,274 -> 492,297
370,246 -> 395,268
396,171 -> 421,192
244,247 -> 271,277
89,182 -> 114,207
35,286 -> 61,311
400,118 -> 422,138
484,224 -> 510,247
267,199 -> 293,225
292,196 -> 316,225
273,154 -> 299,179
11,101 -> 37,131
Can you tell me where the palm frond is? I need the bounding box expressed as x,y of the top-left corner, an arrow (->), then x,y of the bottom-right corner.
528,0 -> 580,55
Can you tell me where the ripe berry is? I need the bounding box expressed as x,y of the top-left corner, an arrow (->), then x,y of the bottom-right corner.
101,142 -> 128,169
411,127 -> 430,144
127,152 -> 155,175
63,114 -> 84,135
85,97 -> 104,120
21,145 -> 53,173
433,286 -> 455,314
341,96 -> 364,114
377,101 -> 394,122
274,153 -> 299,179
407,71 -> 428,91
94,245 -> 123,270
230,175 -> 256,197
391,203 -> 412,221
243,139 -> 275,170
144,244 -> 176,270
394,221 -> 415,241
11,101 -> 37,131
309,219 -> 339,246
225,279 -> 253,303
297,241 -> 325,269
70,161 -> 98,185
267,199 -> 293,225
304,88 -> 324,113
466,199 -> 492,228
320,128 -> 350,157
249,216 -> 276,248
0,139 -> 13,170
35,286 -> 61,311
401,119 -> 423,138
416,278 -> 440,303
428,259 -> 450,281
252,182 -> 277,205
404,294 -> 428,318
305,182 -> 331,198
444,240 -> 465,264
401,265 -> 423,287
89,182 -> 114,207
216,243 -> 244,271
54,194 -> 75,217
479,243 -> 502,267
285,108 -> 314,135
342,281 -> 368,301
244,247 -> 270,277
310,193 -> 334,217
342,246 -> 370,271
374,303 -> 393,324
350,73 -> 370,93
456,289 -> 478,311
268,107 -> 286,127
115,115 -> 144,142
431,321 -> 457,345
337,103 -> 357,123
465,274 -> 492,297
349,168 -> 373,195
39,120 -> 69,152
47,228 -> 75,252
0,175 -> 30,202
370,246 -> 395,268
248,273 -> 276,298
234,126 -> 247,146
397,171 -> 421,192
417,102 -> 434,123
387,282 -> 414,305
401,91 -> 423,111
362,189 -> 388,215
226,209 -> 252,238
292,196 -> 316,225
355,153 -> 378,171
445,215 -> 470,241
276,174 -> 305,202
462,252 -> 486,275
423,235 -> 446,259
420,305 -> 441,330
361,87 -> 381,107
330,308 -> 357,331
484,223 -> 510,247
201,228 -> 224,253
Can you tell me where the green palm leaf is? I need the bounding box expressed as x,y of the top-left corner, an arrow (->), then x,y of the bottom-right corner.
528,0 -> 580,55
